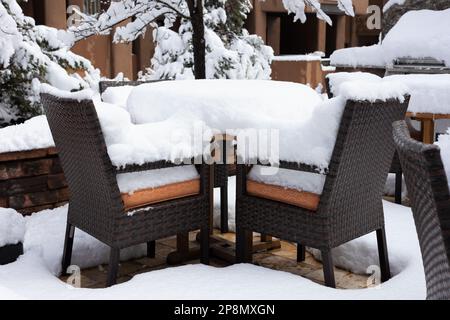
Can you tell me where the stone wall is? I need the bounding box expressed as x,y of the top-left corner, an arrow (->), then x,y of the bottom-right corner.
383,0 -> 450,37
0,148 -> 69,215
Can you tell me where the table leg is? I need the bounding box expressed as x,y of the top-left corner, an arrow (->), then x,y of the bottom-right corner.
421,119 -> 435,144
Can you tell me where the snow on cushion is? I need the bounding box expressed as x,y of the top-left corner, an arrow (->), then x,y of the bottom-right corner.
246,165 -> 324,211
116,165 -> 200,211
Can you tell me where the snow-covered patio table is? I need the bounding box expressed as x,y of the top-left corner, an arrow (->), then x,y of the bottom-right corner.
327,73 -> 450,144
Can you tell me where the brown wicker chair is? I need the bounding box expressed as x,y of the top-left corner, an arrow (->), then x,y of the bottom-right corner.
99,81 -> 230,233
325,75 -> 414,204
236,96 -> 410,287
41,93 -> 211,287
393,120 -> 450,300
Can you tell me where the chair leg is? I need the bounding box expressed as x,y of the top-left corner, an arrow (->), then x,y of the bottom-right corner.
395,172 -> 402,204
376,228 -> 391,282
236,228 -> 253,263
321,250 -> 336,288
106,247 -> 120,287
147,241 -> 155,258
61,223 -> 75,275
297,243 -> 305,262
200,227 -> 210,265
220,185 -> 229,233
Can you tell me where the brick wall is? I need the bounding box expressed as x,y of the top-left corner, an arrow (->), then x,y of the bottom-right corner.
0,148 -> 69,215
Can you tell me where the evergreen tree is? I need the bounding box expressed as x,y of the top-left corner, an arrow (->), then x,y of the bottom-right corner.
143,0 -> 273,80
0,0 -> 99,126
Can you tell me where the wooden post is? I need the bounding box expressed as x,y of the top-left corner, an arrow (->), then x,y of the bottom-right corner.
421,119 -> 435,144
317,20 -> 327,53
267,16 -> 281,56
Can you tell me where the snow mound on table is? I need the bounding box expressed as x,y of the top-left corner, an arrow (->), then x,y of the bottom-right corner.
332,9 -> 450,68
117,165 -> 200,194
101,86 -> 134,109
328,72 -> 450,115
0,116 -> 54,153
384,74 -> 450,114
126,80 -> 323,128
330,45 -> 386,68
382,9 -> 450,67
0,208 -> 25,247
0,201 -> 425,299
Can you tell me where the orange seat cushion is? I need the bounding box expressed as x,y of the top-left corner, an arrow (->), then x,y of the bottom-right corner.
246,180 -> 320,211
121,179 -> 200,211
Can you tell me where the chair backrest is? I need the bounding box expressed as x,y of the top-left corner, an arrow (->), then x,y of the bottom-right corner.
318,97 -> 410,244
99,80 -> 164,94
41,93 -> 123,242
393,120 -> 450,300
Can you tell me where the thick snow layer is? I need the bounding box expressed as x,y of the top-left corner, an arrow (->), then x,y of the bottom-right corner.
101,86 -> 135,109
40,84 -> 95,101
339,80 -> 408,103
127,80 -> 405,169
327,72 -> 381,97
383,9 -> 450,67
332,10 -> 450,68
0,116 -> 54,153
248,165 -> 326,194
0,200 -> 425,299
127,80 -> 323,128
117,165 -> 199,194
329,72 -> 450,114
330,45 -> 386,68
384,74 -> 450,114
0,208 -> 25,247
94,100 -> 208,168
272,54 -> 321,62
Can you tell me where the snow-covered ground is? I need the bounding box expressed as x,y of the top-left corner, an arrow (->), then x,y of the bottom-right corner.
0,186 -> 425,299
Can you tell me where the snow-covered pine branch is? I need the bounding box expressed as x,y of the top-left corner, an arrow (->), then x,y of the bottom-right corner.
0,0 -> 100,126
66,0 -> 355,80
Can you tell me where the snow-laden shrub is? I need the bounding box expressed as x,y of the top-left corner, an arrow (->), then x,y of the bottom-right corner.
143,2 -> 274,80
0,0 -> 100,127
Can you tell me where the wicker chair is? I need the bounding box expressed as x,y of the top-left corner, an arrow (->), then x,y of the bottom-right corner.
41,93 -> 211,287
236,96 -> 410,288
393,120 -> 450,300
325,75 -> 411,204
99,81 -> 229,233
